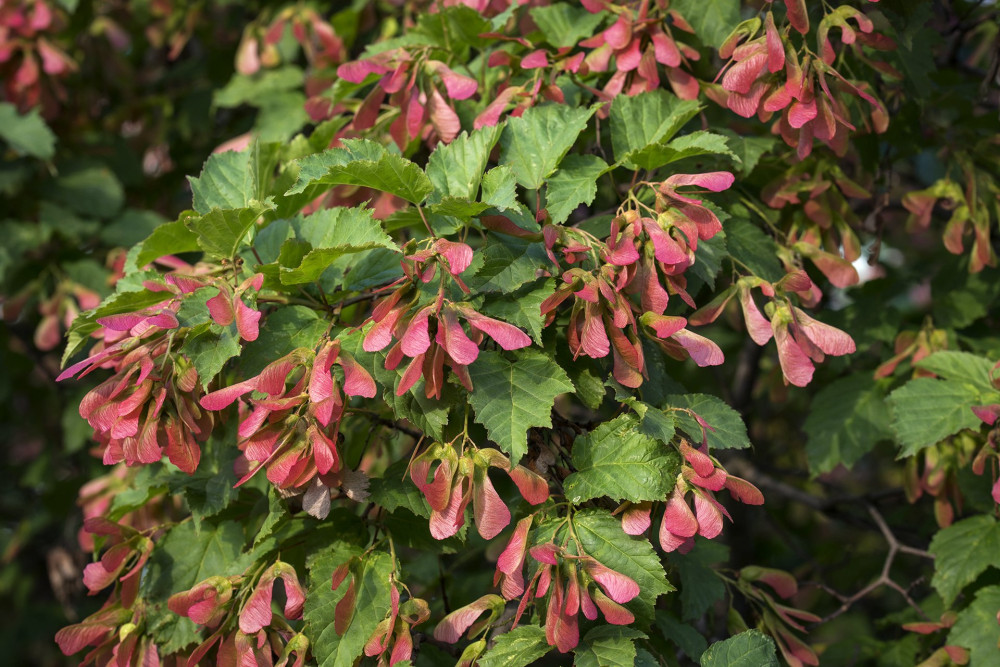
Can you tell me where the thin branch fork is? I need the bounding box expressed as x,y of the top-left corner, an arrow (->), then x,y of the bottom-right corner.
820,504 -> 934,623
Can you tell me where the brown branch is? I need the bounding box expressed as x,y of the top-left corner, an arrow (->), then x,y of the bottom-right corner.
820,505 -> 933,623
350,408 -> 424,440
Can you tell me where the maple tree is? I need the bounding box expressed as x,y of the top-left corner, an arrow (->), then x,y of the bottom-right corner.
2,0 -> 1000,665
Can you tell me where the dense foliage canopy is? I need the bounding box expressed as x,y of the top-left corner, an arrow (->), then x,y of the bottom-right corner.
2,0 -> 1000,665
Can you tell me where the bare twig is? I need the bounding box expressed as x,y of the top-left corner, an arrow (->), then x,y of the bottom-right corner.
820,504 -> 933,623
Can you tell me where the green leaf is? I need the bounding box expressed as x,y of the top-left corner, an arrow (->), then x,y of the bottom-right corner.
427,197 -> 490,220
948,585 -> 1000,665
499,104 -> 596,189
916,351 -> 997,393
929,514 -> 1000,606
189,149 -> 259,214
479,279 -> 555,345
381,378 -> 452,441
166,434 -> 240,529
629,400 -> 677,445
467,235 -> 550,293
888,378 -> 985,457
48,163 -> 125,219
635,648 -> 659,667
305,548 -> 394,667
280,206 -> 396,284
410,6 -> 492,57
530,4 -> 606,47
720,132 -> 777,175
108,466 -> 169,521
574,626 -> 646,667
804,374 -> 894,475
0,103 -> 55,159
546,154 -> 609,224
481,165 -> 518,211
240,306 -> 328,376
253,488 -> 289,547
700,630 -> 780,667
669,0 -> 741,49
426,126 -> 502,202
143,520 -> 254,653
287,139 -> 433,204
564,415 -> 679,504
572,509 -> 673,622
568,364 -> 607,411
369,459 -> 429,518
467,349 -> 574,463
339,328 -> 452,440
479,626 -> 551,667
187,200 -> 275,260
667,538 -> 729,621
931,264 -> 1000,330
215,67 -> 305,106
666,393 -> 751,450
102,208 -> 168,248
610,91 -> 701,166
655,613 -> 707,662
180,324 -> 241,389
725,218 -> 785,283
690,232 -> 727,290
628,131 -> 741,171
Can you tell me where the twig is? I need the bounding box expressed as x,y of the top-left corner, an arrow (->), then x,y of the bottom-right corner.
354,410 -> 423,440
820,504 -> 933,623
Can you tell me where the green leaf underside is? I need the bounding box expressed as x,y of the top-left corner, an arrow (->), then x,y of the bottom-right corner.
564,414 -> 678,504
888,377 -> 985,457
479,626 -> 551,667
287,139 -> 432,203
305,548 -> 393,667
804,374 -> 893,475
948,585 -> 1000,665
572,509 -> 673,623
929,514 -> 1000,606
666,393 -> 751,450
700,630 -> 780,667
467,349 -> 574,463
499,104 -> 597,189
574,626 -> 646,667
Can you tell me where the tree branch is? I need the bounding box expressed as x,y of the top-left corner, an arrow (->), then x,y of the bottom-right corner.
820,505 -> 933,623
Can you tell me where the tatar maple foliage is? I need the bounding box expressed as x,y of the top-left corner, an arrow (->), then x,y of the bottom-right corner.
4,0 -> 998,665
